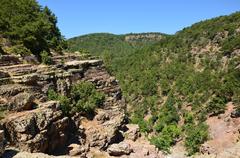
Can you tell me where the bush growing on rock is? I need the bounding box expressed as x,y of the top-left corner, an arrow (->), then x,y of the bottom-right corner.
5,44 -> 31,56
47,89 -> 71,115
150,124 -> 181,153
184,123 -> 208,155
48,81 -> 105,115
40,51 -> 53,65
71,81 -> 105,113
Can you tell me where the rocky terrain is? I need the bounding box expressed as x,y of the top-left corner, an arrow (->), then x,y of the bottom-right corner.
0,53 -> 163,158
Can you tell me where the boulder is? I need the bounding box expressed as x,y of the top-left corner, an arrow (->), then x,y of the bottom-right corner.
8,92 -> 34,111
95,110 -> 110,123
23,55 -> 39,64
231,110 -> 240,118
64,60 -> 103,69
200,143 -> 216,155
0,71 -> 9,78
68,144 -> 88,157
0,84 -> 28,97
107,142 -> 133,156
0,55 -> 21,66
124,124 -> 140,141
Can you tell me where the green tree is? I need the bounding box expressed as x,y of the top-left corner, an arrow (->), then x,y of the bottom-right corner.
71,81 -> 105,113
185,123 -> 208,155
0,0 -> 65,56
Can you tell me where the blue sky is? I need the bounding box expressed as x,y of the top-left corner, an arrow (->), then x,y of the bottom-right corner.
37,0 -> 240,39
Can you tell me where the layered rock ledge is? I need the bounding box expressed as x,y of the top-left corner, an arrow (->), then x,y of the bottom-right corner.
0,53 -> 126,156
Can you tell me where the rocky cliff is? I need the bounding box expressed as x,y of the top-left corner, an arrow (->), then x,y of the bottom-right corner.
0,53 -> 162,158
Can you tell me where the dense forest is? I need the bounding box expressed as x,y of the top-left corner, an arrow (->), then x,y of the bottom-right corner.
68,12 -> 240,155
0,0 -> 66,61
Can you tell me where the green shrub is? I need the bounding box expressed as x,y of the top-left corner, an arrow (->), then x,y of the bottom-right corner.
71,81 -> 105,113
154,95 -> 180,132
183,112 -> 194,124
47,88 -> 59,100
47,88 -> 71,115
6,44 -> 31,56
151,124 -> 181,153
221,36 -> 240,53
0,0 -> 65,55
40,51 -> 52,65
48,82 -> 105,115
58,95 -> 71,116
185,123 -> 208,155
207,96 -> 227,115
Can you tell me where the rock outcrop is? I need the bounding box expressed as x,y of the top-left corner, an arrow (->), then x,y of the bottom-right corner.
0,53 -> 127,157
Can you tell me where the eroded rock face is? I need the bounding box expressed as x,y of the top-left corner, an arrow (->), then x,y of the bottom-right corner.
8,92 -> 34,111
124,124 -> 140,141
3,104 -> 75,153
68,144 -> 88,157
0,53 -> 126,156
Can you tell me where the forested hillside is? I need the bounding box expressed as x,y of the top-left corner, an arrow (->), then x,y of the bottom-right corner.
68,12 -> 240,155
0,0 -> 66,60
68,33 -> 166,70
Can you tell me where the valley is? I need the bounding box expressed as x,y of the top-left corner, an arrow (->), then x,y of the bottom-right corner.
0,0 -> 240,157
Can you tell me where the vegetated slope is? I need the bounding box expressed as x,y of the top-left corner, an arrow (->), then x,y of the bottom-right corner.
0,0 -> 66,60
68,12 -> 240,155
68,32 -> 166,55
68,33 -> 166,70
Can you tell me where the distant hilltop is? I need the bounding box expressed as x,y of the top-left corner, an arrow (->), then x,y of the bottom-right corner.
124,32 -> 166,42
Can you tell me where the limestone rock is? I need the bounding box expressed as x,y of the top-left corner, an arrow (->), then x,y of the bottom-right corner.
12,73 -> 39,84
124,124 -> 140,141
0,53 -> 126,157
200,143 -> 216,155
0,71 -> 9,78
0,84 -> 29,97
56,79 -> 71,96
0,55 -> 21,66
3,107 -> 73,153
68,144 -> 88,157
64,60 -> 103,69
10,151 -> 75,158
8,92 -> 34,111
23,55 -> 39,64
95,110 -> 110,123
107,142 -> 133,156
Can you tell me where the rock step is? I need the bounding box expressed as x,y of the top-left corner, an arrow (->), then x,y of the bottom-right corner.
0,78 -> 12,85
64,60 -> 103,69
0,64 -> 37,76
0,55 -> 22,67
52,54 -> 84,60
11,73 -> 39,84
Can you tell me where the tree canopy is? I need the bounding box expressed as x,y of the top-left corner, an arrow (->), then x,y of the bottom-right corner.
0,0 -> 66,56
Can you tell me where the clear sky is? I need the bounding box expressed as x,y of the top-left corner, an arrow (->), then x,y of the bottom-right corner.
37,0 -> 240,39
